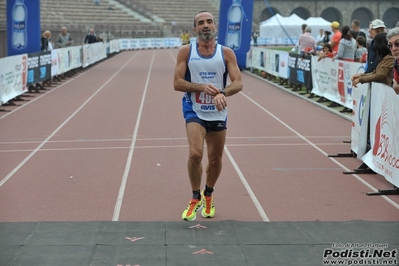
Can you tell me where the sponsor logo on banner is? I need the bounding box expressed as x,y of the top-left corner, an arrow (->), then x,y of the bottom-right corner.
371,93 -> 399,175
337,62 -> 345,103
358,95 -> 367,126
22,54 -> 27,89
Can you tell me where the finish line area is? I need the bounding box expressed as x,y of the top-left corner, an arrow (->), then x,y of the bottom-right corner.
0,49 -> 398,266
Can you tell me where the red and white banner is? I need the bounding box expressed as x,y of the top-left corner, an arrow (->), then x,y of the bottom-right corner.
362,83 -> 399,188
0,54 -> 28,105
311,56 -> 367,109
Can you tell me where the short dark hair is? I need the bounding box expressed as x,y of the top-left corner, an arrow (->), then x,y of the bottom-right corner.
356,36 -> 366,46
194,11 -> 215,27
352,19 -> 360,27
373,32 -> 391,57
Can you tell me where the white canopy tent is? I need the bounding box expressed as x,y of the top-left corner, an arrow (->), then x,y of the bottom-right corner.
258,14 -> 306,45
304,17 -> 332,39
259,13 -> 305,40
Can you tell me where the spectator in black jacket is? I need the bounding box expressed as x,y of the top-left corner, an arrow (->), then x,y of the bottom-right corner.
41,30 -> 53,51
84,29 -> 98,44
365,19 -> 386,73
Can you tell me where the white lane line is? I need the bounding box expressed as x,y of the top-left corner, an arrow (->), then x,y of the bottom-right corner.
0,142 -> 352,153
0,53 -> 140,188
240,91 -> 399,211
112,51 -> 156,221
0,135 -> 350,145
224,147 -> 270,222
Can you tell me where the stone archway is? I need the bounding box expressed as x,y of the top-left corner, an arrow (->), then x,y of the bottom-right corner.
291,7 -> 311,20
382,8 -> 399,28
351,8 -> 373,28
259,7 -> 280,23
320,7 -> 342,26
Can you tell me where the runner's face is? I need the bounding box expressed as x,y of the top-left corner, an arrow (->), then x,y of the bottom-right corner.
195,13 -> 217,41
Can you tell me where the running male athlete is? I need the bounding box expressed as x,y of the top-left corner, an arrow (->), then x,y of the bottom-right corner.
173,11 -> 243,221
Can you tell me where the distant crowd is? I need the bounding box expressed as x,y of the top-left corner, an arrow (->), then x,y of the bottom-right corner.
287,18 -> 399,95
40,27 -> 104,52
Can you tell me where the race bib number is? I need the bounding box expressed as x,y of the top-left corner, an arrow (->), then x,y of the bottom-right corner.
195,92 -> 216,112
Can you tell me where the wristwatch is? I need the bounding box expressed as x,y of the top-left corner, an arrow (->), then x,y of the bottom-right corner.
219,89 -> 226,96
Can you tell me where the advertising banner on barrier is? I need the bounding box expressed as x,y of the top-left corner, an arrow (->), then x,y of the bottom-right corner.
109,40 -> 120,54
118,38 -> 181,50
26,51 -> 51,86
288,53 -> 312,90
278,52 -> 289,79
311,56 -> 366,109
82,43 -> 105,68
247,47 -> 289,79
7,0 -> 41,56
350,84 -> 371,158
0,54 -> 27,104
362,83 -> 399,188
51,49 -> 59,77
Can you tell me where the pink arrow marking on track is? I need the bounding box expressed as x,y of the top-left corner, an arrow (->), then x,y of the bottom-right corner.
192,249 -> 214,255
188,224 -> 207,229
124,236 -> 145,242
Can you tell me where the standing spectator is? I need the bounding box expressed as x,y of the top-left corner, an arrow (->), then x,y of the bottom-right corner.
180,30 -> 191,45
322,30 -> 331,44
387,27 -> 399,94
171,20 -> 177,36
334,25 -> 356,61
315,29 -> 324,45
291,24 -> 307,53
298,26 -> 316,55
252,31 -> 258,47
56,26 -> 74,48
364,19 -> 386,73
351,19 -> 367,39
84,29 -> 98,44
352,32 -> 394,87
354,36 -> 367,63
41,30 -> 53,51
330,21 -> 342,54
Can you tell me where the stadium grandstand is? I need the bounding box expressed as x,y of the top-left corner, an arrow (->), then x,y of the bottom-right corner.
0,0 -> 221,58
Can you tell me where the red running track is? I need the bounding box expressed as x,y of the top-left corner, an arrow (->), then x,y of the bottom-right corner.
0,49 -> 398,223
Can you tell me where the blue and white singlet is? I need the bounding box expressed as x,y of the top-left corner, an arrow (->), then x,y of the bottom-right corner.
182,42 -> 228,121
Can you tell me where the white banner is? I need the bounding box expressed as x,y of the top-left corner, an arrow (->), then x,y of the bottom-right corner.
82,43 -> 106,68
51,49 -> 59,77
350,84 -> 371,158
0,54 -> 28,105
109,40 -> 120,53
362,83 -> 399,188
311,57 -> 366,109
247,47 -> 289,79
119,38 -> 182,50
255,37 -> 298,46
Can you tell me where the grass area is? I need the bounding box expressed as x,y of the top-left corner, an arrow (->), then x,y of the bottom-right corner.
266,46 -> 293,52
